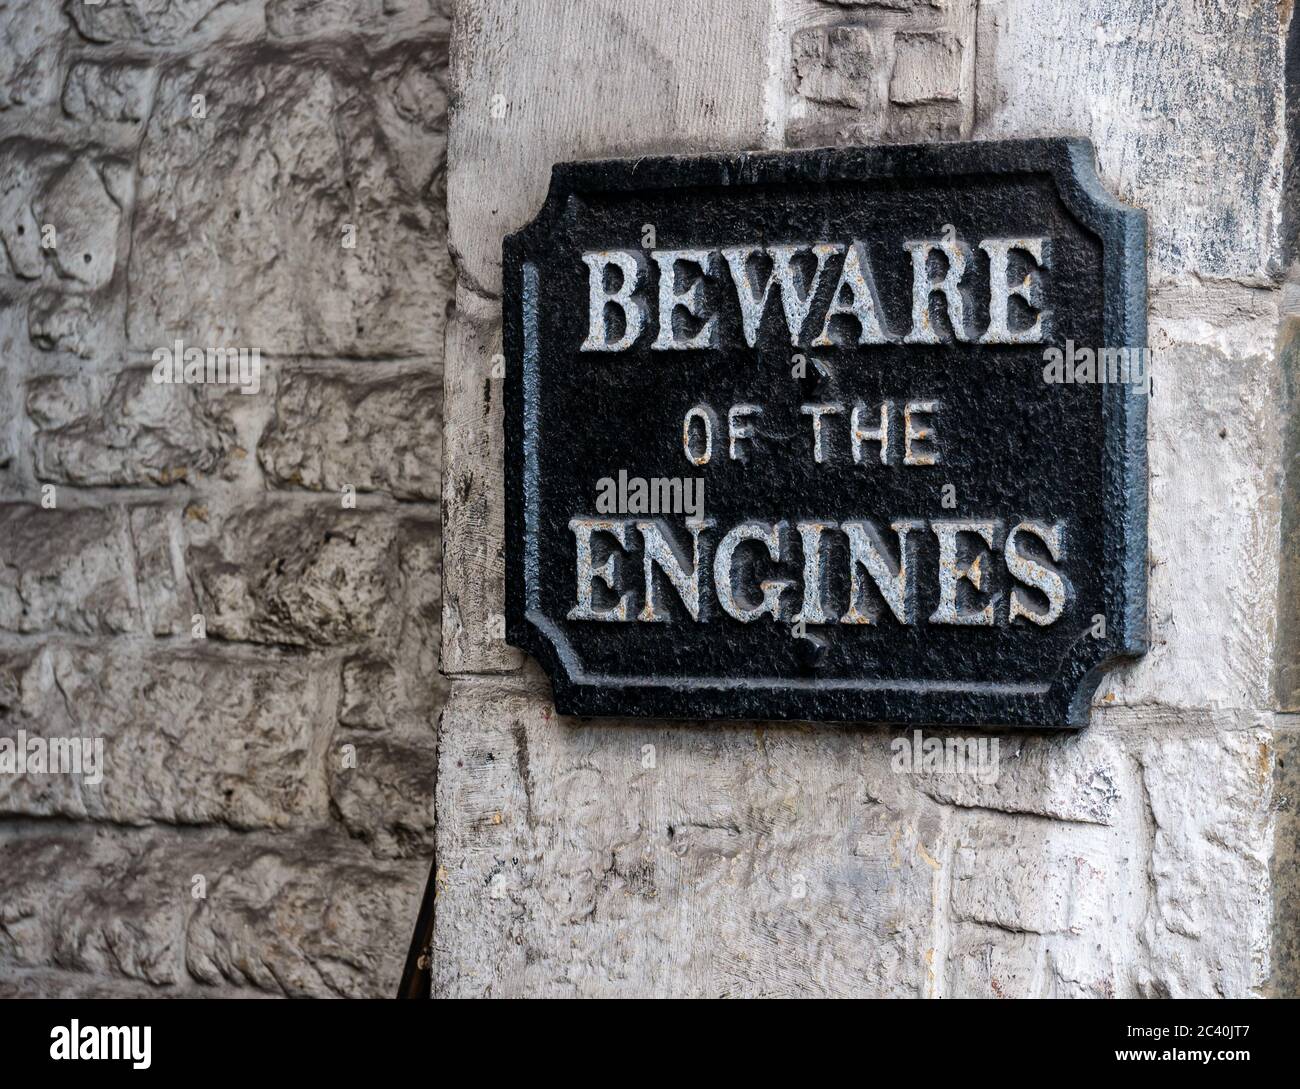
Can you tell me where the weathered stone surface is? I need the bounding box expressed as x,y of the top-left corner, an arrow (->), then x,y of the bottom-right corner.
62,61 -> 155,126
1,145 -> 128,291
447,0 -> 773,296
0,643 -> 332,829
440,284 -> 518,674
27,368 -> 235,487
128,48 -> 451,357
329,734 -> 436,858
913,731 -> 1122,825
948,922 -> 1119,998
0,505 -> 135,635
185,839 -> 423,996
0,831 -> 187,985
951,825 -> 1110,936
0,1 -> 453,1001
27,289 -> 125,359
435,0 -> 1292,999
259,368 -> 441,500
186,505 -> 439,650
34,158 -> 124,291
65,0 -> 262,47
785,0 -> 976,146
0,828 -> 421,997
434,680 -> 942,997
338,649 -> 445,732
1093,305 -> 1283,712
1271,717 -> 1300,996
0,2 -> 67,110
890,30 -> 961,104
1136,725 -> 1273,997
974,0 -> 1287,281
266,0 -> 448,43
0,145 -> 51,281
129,506 -> 195,635
0,968 -> 259,998
338,654 -> 405,731
792,25 -> 889,111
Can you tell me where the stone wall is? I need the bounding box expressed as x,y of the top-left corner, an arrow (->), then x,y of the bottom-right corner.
1,0 -> 1294,1002
435,0 -> 1299,997
0,0 -> 452,997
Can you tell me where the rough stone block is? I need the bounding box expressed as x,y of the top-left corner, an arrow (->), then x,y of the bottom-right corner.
0,828 -> 421,997
890,30 -> 962,104
258,368 -> 441,501
1,146 -> 127,292
27,368 -> 235,487
128,50 -> 450,357
62,61 -> 155,126
34,159 -> 123,291
185,505 -> 439,651
0,643 -> 332,829
65,0 -> 263,47
185,839 -> 423,997
329,734 -> 436,858
0,2 -> 67,111
266,0 -> 449,43
0,831 -> 186,985
792,25 -> 890,111
0,505 -> 135,635
129,505 -> 195,635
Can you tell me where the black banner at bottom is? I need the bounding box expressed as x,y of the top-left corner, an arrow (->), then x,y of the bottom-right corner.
0,996 -> 1292,1077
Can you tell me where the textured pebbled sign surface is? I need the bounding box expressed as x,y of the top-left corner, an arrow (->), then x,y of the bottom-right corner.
503,138 -> 1147,728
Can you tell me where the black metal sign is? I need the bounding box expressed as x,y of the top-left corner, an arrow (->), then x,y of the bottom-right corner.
503,138 -> 1147,728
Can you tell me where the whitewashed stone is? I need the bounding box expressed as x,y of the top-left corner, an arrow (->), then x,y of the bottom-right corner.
440,283 -> 518,674
434,0 -> 1292,1000
446,0 -> 773,296
1136,724 -> 1274,997
913,730 -> 1122,825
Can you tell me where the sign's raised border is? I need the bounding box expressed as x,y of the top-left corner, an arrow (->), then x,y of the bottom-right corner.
502,138 -> 1147,728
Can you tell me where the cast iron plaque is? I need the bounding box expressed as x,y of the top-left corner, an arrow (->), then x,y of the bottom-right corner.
503,138 -> 1147,728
